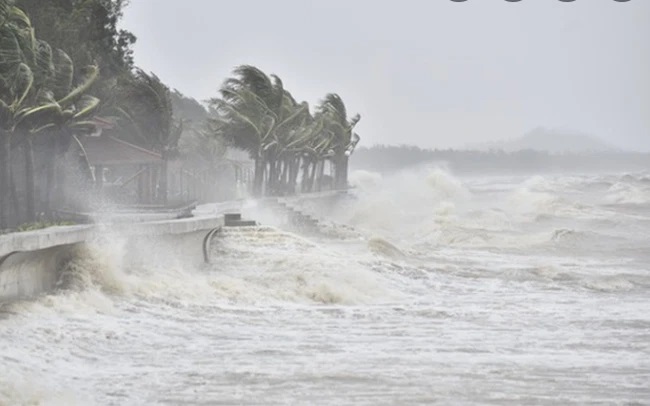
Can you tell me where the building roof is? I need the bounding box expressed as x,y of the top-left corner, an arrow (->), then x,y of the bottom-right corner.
80,135 -> 162,166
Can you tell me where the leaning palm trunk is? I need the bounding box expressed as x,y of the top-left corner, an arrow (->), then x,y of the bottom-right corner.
334,153 -> 349,190
268,158 -> 278,196
278,159 -> 288,195
307,160 -> 318,193
0,131 -> 10,228
288,157 -> 300,195
253,157 -> 265,197
316,160 -> 325,192
271,157 -> 284,196
300,158 -> 310,193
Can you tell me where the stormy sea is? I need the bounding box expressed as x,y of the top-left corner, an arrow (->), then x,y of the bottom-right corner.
1,168 -> 649,405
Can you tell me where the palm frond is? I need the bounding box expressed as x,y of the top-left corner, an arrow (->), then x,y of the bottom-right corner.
49,49 -> 73,100
57,64 -> 99,106
10,62 -> 32,109
33,39 -> 53,87
0,0 -> 14,27
72,95 -> 100,119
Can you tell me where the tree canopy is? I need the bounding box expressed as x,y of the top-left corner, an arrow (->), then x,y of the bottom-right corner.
0,1 -> 363,229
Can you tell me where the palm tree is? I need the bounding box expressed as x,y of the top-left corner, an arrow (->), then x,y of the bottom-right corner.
209,65 -> 279,196
118,69 -> 182,205
209,65 -> 308,196
0,1 -> 99,224
317,93 -> 361,190
0,0 -> 33,226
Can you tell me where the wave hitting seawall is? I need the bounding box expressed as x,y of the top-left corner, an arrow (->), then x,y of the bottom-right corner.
1,169 -> 649,405
0,216 -> 224,303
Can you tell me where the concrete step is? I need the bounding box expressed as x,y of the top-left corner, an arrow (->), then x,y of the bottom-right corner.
223,213 -> 257,227
224,219 -> 257,227
224,213 -> 242,222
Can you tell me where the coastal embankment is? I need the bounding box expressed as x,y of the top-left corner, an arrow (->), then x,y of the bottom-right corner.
0,215 -> 225,303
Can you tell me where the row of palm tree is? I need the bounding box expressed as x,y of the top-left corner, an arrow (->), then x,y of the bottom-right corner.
0,1 -> 362,229
0,0 -> 100,228
207,65 -> 360,197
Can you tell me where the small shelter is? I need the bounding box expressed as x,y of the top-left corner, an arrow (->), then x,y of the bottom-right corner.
79,134 -> 163,205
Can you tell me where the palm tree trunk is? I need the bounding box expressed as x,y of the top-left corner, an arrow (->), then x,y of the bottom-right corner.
253,157 -> 264,197
308,160 -> 318,193
0,131 -> 10,229
300,158 -> 310,193
317,160 -> 326,192
335,153 -> 349,190
289,157 -> 299,195
280,158 -> 290,195
23,137 -> 36,223
268,158 -> 278,196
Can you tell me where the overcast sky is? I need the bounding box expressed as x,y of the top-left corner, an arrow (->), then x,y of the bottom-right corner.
121,0 -> 649,151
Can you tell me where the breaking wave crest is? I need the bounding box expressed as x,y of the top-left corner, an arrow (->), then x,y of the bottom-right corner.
58,243 -> 129,295
207,226 -> 399,305
3,226 -> 403,312
605,181 -> 650,205
2,168 -> 649,406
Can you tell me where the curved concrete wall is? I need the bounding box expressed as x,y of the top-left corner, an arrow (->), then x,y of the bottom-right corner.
0,245 -> 77,301
0,192 -> 349,304
0,215 -> 224,304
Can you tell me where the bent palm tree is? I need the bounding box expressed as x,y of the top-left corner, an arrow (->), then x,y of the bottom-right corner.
0,0 -> 100,224
209,65 -> 311,196
317,93 -> 361,190
118,69 -> 182,204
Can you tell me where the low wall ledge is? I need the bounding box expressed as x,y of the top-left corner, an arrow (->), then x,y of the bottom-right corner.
0,216 -> 224,258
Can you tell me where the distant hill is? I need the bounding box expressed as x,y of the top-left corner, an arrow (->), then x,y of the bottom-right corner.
468,128 -> 616,153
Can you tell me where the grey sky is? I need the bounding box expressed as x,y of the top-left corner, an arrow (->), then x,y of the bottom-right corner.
121,0 -> 649,151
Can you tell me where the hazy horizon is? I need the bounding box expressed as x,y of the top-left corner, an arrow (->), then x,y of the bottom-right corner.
120,0 -> 649,152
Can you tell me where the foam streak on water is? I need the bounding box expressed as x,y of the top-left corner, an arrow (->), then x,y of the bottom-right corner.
1,169 -> 650,405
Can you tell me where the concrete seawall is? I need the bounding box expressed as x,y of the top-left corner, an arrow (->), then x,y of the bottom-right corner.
0,191 -> 351,304
0,215 -> 224,304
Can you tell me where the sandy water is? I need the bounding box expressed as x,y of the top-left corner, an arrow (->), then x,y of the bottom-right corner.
1,169 -> 649,405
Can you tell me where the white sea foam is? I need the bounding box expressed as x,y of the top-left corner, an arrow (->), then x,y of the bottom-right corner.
606,181 -> 650,204
2,170 -> 649,405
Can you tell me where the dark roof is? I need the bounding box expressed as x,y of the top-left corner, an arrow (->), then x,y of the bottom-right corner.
80,135 -> 162,166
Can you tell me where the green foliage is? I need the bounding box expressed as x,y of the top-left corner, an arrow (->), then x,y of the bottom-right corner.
0,0 -> 100,226
170,90 -> 208,127
117,69 -> 182,156
317,93 -> 361,156
169,90 -> 227,166
0,1 -> 100,136
207,65 -> 361,195
1,0 -> 361,221
16,0 -> 136,77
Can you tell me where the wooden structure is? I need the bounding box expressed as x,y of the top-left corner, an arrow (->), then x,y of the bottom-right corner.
79,134 -> 163,205
78,134 -> 254,208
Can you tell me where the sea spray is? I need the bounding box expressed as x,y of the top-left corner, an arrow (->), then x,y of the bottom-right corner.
1,171 -> 649,405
